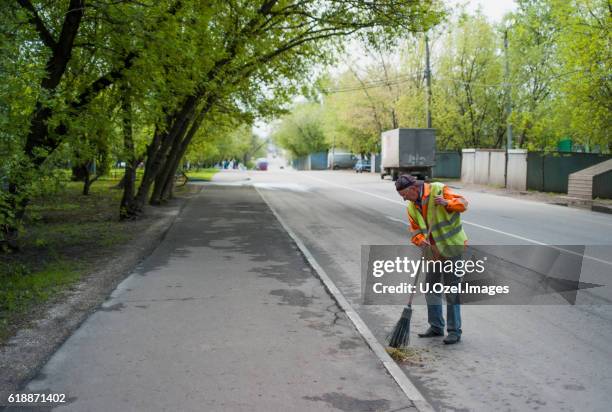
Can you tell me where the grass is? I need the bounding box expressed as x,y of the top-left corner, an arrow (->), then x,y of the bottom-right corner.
185,168 -> 218,181
0,176 -> 136,342
0,260 -> 81,339
107,167 -> 145,181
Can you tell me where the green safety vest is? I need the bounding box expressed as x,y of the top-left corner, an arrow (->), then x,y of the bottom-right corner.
407,182 -> 467,258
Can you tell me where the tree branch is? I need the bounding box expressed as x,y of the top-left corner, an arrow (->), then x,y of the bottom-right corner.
16,0 -> 57,50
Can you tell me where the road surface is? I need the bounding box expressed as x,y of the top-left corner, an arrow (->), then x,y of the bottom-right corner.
240,168 -> 612,412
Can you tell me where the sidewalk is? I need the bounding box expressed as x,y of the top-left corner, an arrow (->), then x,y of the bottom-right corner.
10,185 -> 414,411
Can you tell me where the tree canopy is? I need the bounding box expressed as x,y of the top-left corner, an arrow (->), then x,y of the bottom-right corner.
273,0 -> 610,157
1,0 -> 444,247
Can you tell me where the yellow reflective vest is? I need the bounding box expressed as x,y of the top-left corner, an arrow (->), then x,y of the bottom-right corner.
407,182 -> 467,258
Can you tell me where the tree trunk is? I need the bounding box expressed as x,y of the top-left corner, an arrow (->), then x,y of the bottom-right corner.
123,106 -> 189,217
122,97 -> 192,217
3,1 -> 85,245
119,87 -> 137,220
82,165 -> 92,195
149,137 -> 181,205
121,128 -> 163,218
114,174 -> 126,190
149,99 -> 199,205
153,98 -> 214,203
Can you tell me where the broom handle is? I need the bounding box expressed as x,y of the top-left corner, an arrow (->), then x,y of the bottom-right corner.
407,262 -> 421,305
407,220 -> 433,306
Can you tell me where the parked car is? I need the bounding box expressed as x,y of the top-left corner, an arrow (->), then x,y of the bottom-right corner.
353,159 -> 371,173
255,158 -> 268,171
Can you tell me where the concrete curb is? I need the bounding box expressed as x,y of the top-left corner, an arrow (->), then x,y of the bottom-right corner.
255,186 -> 435,412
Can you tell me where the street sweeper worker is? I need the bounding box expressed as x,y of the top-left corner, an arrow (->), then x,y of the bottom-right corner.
395,174 -> 468,345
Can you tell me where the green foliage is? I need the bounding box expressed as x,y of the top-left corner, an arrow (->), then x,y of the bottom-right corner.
0,177 -> 133,340
0,260 -> 81,333
432,12 -> 505,149
186,120 -> 266,166
273,102 -> 329,158
548,0 -> 611,149
1,0 -> 445,240
295,2 -> 610,154
185,168 -> 218,181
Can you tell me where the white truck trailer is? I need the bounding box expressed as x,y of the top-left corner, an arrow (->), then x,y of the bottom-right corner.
380,128 -> 436,181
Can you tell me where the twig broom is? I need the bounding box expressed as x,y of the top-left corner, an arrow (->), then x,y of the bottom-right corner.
387,232 -> 432,349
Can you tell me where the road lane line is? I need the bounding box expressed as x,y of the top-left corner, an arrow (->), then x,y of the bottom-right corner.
255,186 -> 435,412
301,173 -> 612,267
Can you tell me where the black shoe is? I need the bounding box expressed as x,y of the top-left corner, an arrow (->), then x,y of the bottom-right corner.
418,327 -> 444,338
443,334 -> 461,345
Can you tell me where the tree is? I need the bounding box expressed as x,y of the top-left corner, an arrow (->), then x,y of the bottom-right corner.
273,102 -> 328,159
1,0 -> 444,246
318,46 -> 410,156
505,0 -> 560,148
549,0 -> 611,150
1,0 -> 189,244
136,0 -> 444,211
433,12 -> 506,149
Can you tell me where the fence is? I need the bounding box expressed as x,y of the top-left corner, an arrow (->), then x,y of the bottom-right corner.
433,151 -> 461,179
507,150 -> 528,191
292,151 -> 328,171
461,149 -> 509,187
461,149 -> 529,190
293,148 -> 611,198
459,149 -> 611,197
527,152 -> 612,193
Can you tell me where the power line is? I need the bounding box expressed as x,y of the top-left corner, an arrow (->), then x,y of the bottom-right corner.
320,69 -> 583,94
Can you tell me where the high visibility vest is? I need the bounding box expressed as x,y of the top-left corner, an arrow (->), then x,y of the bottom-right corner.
407,182 -> 467,258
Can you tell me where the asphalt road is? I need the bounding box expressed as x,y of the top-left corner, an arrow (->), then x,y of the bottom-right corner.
243,168 -> 612,412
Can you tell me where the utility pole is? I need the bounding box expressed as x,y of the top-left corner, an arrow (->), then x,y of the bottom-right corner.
503,27 -> 514,188
321,91 -> 335,170
331,134 -> 335,170
504,29 -> 513,149
425,33 -> 432,128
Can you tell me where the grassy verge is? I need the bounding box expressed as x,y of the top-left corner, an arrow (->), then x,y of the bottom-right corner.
186,168 -> 218,181
0,178 -> 134,342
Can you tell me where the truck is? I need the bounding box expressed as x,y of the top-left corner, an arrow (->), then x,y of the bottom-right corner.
380,128 -> 436,181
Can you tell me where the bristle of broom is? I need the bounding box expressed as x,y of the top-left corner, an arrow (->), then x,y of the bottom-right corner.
387,305 -> 413,349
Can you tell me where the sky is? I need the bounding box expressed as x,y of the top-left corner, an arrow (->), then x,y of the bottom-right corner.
447,0 -> 517,22
254,0 -> 517,138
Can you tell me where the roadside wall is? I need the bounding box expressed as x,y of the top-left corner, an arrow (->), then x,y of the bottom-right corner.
370,153 -> 381,173
292,157 -> 308,170
527,152 -> 612,193
594,170 -> 612,199
433,151 -> 461,178
507,149 -> 528,191
460,149 -> 611,197
461,149 -> 476,183
309,151 -> 328,170
462,149 -> 507,186
292,151 -> 329,171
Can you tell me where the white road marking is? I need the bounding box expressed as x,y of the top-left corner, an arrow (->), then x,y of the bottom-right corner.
300,173 -> 612,268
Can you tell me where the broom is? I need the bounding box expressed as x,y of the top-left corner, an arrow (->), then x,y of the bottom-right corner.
387,232 -> 432,349
386,266 -> 421,348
